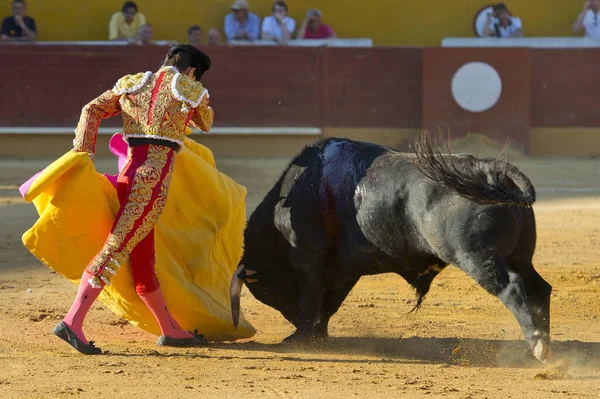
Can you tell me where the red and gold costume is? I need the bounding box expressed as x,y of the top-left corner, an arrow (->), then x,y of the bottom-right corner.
73,66 -> 214,289
73,66 -> 213,154
21,63 -> 256,343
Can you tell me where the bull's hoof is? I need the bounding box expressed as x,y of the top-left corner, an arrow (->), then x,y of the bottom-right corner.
312,324 -> 329,339
282,331 -> 310,344
282,331 -> 324,345
533,339 -> 552,363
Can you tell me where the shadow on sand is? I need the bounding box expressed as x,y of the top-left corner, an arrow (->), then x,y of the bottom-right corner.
110,336 -> 600,372
210,336 -> 600,369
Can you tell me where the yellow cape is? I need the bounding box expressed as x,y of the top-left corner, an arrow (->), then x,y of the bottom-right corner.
21,136 -> 256,341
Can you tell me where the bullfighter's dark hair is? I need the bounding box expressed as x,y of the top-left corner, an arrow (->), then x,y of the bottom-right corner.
161,44 -> 211,81
413,131 -> 536,207
13,0 -> 25,6
122,1 -> 138,13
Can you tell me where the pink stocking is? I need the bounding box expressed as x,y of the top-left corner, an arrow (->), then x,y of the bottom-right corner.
62,270 -> 104,345
139,288 -> 193,339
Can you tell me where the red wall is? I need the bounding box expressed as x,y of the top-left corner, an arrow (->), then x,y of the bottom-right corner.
322,48 -> 422,128
530,49 -> 600,127
1,44 -> 599,146
0,44 -> 424,129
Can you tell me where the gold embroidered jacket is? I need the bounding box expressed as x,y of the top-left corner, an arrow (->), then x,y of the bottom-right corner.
73,66 -> 214,154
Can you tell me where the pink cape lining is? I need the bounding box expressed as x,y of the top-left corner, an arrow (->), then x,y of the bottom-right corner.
103,133 -> 129,188
19,169 -> 45,198
19,133 -> 127,196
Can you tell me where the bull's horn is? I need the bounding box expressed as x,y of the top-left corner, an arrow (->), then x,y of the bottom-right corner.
230,264 -> 246,329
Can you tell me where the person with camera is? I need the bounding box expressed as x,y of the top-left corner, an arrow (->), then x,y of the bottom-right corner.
573,0 -> 600,38
481,3 -> 523,38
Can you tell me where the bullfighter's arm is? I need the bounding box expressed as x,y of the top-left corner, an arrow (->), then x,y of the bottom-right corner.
189,96 -> 214,133
73,89 -> 122,154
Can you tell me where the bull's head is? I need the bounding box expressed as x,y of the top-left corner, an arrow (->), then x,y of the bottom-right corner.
230,263 -> 302,329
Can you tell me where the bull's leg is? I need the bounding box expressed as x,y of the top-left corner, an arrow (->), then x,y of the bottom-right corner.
313,277 -> 361,338
283,256 -> 326,343
504,259 -> 552,359
455,254 -> 552,362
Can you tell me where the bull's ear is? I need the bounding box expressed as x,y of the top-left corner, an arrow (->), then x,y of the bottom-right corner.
238,269 -> 258,281
244,269 -> 258,283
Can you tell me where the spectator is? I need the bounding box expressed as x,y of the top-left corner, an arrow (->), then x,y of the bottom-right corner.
109,1 -> 146,41
573,0 -> 600,38
1,0 -> 36,42
133,23 -> 153,45
207,28 -> 223,45
481,3 -> 523,38
224,0 -> 260,42
296,9 -> 336,40
188,25 -> 203,48
261,1 -> 295,43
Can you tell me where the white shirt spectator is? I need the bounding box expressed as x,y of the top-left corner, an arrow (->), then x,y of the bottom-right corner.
582,10 -> 600,38
490,16 -> 522,37
261,15 -> 295,40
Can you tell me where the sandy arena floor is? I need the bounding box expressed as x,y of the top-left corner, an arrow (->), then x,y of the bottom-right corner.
1,152 -> 599,398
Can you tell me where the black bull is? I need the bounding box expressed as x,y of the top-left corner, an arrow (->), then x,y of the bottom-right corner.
230,136 -> 552,363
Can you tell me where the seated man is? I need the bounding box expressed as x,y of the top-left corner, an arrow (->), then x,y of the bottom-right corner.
224,0 -> 260,42
296,9 -> 336,40
188,25 -> 203,48
132,23 -> 153,45
481,3 -> 523,38
109,1 -> 146,41
1,0 -> 36,42
261,1 -> 295,43
207,28 -> 223,45
573,0 -> 600,38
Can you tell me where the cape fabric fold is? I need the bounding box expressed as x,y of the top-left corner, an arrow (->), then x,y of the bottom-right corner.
20,134 -> 255,341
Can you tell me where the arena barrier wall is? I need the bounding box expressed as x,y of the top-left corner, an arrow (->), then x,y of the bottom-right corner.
1,44 -> 599,158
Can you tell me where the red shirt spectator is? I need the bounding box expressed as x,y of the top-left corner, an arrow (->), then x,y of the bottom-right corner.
296,9 -> 335,40
304,23 -> 334,39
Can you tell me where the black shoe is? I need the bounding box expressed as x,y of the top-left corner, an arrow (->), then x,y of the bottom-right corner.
53,321 -> 102,355
157,330 -> 208,347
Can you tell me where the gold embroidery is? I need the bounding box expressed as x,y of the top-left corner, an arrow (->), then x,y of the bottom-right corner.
86,145 -> 173,286
126,157 -> 174,252
174,74 -> 206,105
113,72 -> 151,95
73,90 -> 121,154
190,96 -> 214,132
75,67 -> 214,152
119,68 -> 197,145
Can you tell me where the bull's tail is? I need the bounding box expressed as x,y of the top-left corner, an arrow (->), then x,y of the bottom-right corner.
413,133 -> 536,207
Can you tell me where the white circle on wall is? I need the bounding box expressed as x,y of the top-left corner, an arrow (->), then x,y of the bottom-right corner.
451,62 -> 502,113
